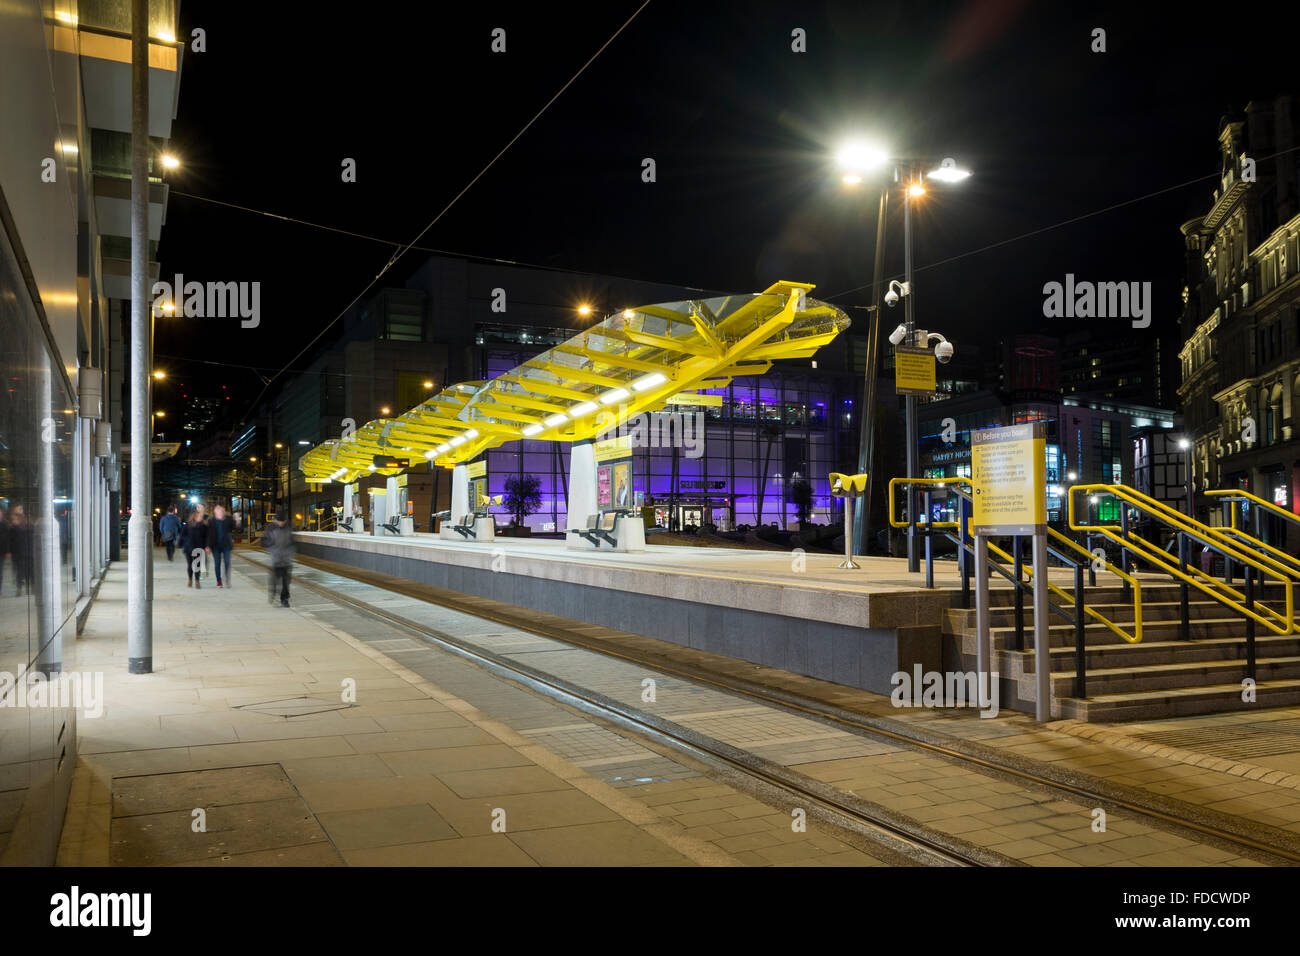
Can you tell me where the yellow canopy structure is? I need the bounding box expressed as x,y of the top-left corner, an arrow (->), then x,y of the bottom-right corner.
300,281 -> 851,485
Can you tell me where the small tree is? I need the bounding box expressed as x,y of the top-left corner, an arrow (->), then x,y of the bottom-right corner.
790,478 -> 813,526
503,474 -> 542,527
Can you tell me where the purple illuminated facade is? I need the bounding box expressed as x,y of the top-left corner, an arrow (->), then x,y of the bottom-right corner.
482,349 -> 857,531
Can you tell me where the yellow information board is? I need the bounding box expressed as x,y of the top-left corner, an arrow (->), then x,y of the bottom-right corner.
594,434 -> 634,463
663,393 -> 724,407
895,346 -> 937,395
466,460 -> 486,479
972,422 -> 1047,534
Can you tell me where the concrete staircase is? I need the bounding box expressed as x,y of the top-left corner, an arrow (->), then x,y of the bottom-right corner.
945,582 -> 1300,721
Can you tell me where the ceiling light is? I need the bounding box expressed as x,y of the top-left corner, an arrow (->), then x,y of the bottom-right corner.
464,429 -> 479,439
632,373 -> 667,392
570,402 -> 598,417
435,443 -> 451,454
448,435 -> 466,447
544,414 -> 568,428
599,388 -> 630,405
522,424 -> 543,436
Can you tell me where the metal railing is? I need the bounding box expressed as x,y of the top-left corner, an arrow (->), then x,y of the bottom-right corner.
888,478 -> 1142,699
1069,483 -> 1297,679
1205,488 -> 1300,579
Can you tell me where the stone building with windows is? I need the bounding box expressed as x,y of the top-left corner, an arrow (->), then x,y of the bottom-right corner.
1178,95 -> 1300,547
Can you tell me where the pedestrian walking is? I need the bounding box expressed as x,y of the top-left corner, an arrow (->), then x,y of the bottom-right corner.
9,504 -> 32,596
159,505 -> 181,562
263,512 -> 294,607
179,509 -> 209,588
210,504 -> 236,587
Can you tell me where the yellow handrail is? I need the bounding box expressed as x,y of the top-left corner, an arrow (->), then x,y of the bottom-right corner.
980,533 -> 1142,645
1204,488 -> 1300,574
1206,487 -> 1300,527
1069,483 -> 1294,635
1049,528 -> 1144,644
887,477 -> 971,530
889,475 -> 1143,644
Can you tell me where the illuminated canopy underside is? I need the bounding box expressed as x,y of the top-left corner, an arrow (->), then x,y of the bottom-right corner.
300,281 -> 851,485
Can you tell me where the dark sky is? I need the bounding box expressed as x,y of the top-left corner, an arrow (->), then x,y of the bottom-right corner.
156,0 -> 1300,423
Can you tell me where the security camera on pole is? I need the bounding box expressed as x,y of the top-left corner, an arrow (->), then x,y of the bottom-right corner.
887,287 -> 957,572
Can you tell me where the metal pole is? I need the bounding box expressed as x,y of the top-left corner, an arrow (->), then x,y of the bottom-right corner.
923,487 -> 933,588
1244,564 -> 1257,681
904,171 -> 918,573
839,496 -> 860,569
1178,531 -> 1191,639
1073,562 -> 1087,699
126,0 -> 152,675
855,184 -> 889,556
1013,536 -> 1025,651
1032,531 -> 1051,721
1185,446 -> 1194,518
974,533 -> 990,695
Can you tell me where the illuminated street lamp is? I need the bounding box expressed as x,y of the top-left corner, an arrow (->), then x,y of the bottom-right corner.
1178,437 -> 1194,516
836,143 -> 971,570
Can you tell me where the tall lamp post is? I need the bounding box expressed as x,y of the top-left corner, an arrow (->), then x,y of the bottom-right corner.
1178,437 -> 1194,517
838,147 -> 970,569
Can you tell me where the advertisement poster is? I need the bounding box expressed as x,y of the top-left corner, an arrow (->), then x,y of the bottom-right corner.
613,462 -> 630,508
597,465 -> 612,510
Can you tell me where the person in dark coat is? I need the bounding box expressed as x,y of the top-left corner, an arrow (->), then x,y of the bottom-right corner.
210,504 -> 236,588
9,504 -> 32,596
159,505 -> 181,562
179,510 -> 209,588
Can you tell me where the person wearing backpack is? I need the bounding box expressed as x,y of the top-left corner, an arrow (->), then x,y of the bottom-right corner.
159,505 -> 181,562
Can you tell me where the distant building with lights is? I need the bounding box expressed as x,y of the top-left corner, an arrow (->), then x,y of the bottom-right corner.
1177,94 -> 1300,548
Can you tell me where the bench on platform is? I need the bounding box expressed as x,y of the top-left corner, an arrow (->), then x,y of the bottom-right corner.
567,510 -> 638,548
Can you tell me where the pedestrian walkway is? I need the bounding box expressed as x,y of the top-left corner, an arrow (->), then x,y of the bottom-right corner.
56,549 -> 882,866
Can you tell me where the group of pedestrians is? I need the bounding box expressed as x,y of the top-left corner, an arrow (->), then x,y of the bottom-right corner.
158,502 -> 294,606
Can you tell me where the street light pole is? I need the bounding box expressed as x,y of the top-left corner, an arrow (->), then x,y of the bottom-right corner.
903,166 -> 920,572
854,184 -> 889,557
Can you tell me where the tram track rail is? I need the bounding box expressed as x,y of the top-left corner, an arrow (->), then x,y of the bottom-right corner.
239,549 -> 1300,867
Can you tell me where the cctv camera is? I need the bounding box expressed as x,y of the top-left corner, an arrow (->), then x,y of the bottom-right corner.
934,340 -> 954,363
888,324 -> 908,346
885,279 -> 910,307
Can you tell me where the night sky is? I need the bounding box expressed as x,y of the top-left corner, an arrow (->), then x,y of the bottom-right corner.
155,0 -> 1299,423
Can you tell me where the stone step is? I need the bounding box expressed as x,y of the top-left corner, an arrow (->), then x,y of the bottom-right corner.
1040,655 -> 1300,697
1054,678 -> 1300,721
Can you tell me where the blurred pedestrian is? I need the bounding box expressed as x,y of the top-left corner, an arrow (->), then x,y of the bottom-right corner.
211,504 -> 235,588
9,504 -> 32,596
263,512 -> 294,607
159,505 -> 181,562
179,508 -> 208,588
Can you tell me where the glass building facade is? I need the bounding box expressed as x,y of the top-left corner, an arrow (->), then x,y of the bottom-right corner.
479,348 -> 856,532
1,0 -> 182,864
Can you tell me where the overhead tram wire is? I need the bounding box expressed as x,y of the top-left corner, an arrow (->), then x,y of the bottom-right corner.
235,0 -> 655,423
168,189 -> 726,298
